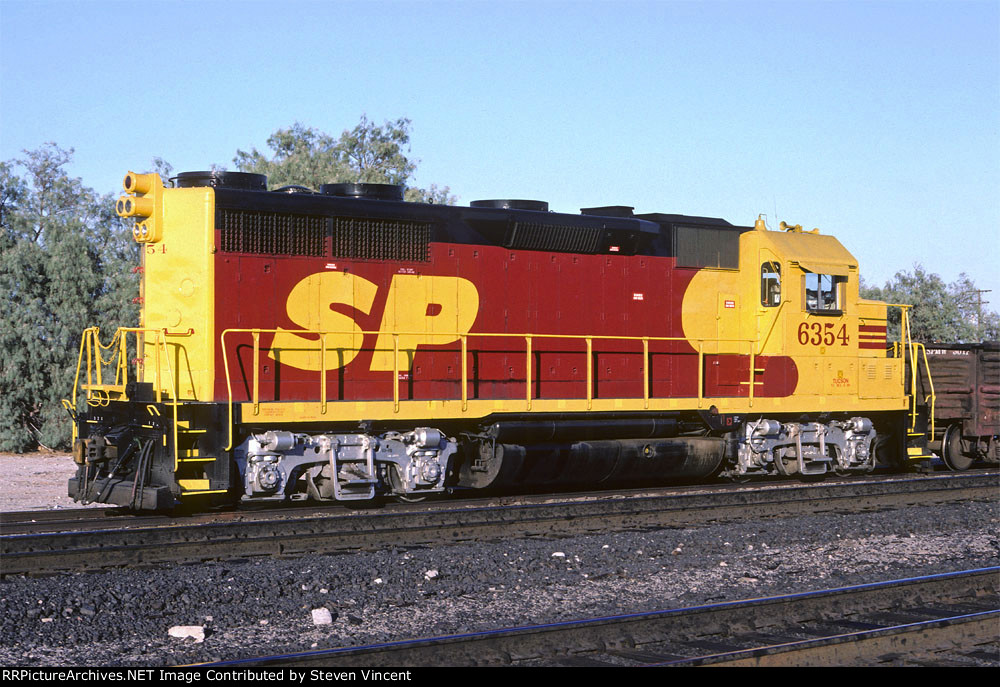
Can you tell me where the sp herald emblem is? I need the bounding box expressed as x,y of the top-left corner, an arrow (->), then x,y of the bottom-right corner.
270,272 -> 480,372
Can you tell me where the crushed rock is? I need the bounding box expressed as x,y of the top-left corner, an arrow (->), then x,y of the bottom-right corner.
1,496 -> 996,666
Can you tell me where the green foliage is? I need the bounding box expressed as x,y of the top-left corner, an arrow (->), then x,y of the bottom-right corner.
148,157 -> 174,186
234,117 -> 456,204
404,184 -> 456,205
0,144 -> 139,451
234,123 -> 343,190
860,265 -> 999,343
0,118 -> 452,451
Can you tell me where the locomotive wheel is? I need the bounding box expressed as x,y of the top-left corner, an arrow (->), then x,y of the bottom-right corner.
388,465 -> 429,503
396,494 -> 428,503
773,452 -> 797,476
942,424 -> 974,471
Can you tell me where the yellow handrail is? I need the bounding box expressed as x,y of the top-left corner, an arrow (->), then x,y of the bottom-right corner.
884,304 -> 935,441
914,343 -> 936,438
219,327 -> 760,451
70,326 -> 191,470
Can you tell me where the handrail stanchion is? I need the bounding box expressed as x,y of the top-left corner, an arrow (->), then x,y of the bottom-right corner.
698,341 -> 704,407
320,334 -> 328,415
154,330 -> 162,403
642,337 -> 649,409
93,329 -> 103,388
917,343 -> 936,438
461,335 -> 468,412
586,337 -> 593,410
252,329 -> 260,416
119,332 -> 128,388
136,330 -> 144,387
525,335 -> 532,411
85,329 -> 94,399
154,328 -> 181,472
393,334 -> 400,413
222,330 -> 234,451
905,311 -> 918,432
899,307 -> 909,388
69,331 -> 88,445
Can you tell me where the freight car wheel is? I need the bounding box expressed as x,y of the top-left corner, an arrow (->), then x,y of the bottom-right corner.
942,424 -> 974,471
988,436 -> 1000,465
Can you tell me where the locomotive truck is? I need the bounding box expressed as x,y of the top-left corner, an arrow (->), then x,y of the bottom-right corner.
66,169 -> 956,509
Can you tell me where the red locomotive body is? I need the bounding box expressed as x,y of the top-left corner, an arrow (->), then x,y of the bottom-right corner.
213,243 -> 797,405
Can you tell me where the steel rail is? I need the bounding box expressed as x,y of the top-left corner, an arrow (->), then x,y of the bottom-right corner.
654,610 -> 999,667
197,567 -> 999,667
3,470 -> 994,537
2,473 -> 994,576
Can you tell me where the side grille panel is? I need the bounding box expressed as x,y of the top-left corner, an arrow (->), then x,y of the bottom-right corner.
219,209 -> 431,262
332,218 -> 430,262
219,209 -> 326,257
505,222 -> 604,253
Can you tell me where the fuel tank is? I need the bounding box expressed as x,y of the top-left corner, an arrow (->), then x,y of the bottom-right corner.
458,436 -> 725,490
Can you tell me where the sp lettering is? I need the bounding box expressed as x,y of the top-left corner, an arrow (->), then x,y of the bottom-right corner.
270,272 -> 479,372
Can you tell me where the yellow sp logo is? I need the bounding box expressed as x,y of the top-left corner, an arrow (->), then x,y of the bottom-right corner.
270,272 -> 479,372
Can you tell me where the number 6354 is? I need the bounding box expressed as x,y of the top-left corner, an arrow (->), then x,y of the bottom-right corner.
798,322 -> 849,346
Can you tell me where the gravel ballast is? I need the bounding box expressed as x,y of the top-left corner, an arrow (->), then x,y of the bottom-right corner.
1,454 -> 997,666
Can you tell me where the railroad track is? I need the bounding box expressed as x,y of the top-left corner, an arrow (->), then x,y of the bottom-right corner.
202,568 -> 1000,667
1,472 -> 995,576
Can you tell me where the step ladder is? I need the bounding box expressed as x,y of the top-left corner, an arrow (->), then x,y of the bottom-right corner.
900,311 -> 936,466
173,418 -> 228,497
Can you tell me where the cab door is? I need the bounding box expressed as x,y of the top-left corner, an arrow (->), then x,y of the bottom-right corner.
756,250 -> 784,356
794,263 -> 855,396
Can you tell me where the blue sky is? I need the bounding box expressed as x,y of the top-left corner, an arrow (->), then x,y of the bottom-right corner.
2,0 -> 998,310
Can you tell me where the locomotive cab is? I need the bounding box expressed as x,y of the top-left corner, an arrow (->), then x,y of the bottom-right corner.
681,216 -> 910,477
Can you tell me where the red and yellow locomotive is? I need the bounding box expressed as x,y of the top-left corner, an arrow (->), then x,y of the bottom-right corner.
68,169 -> 935,509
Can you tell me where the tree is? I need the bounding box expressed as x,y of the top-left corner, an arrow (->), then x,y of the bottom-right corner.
233,117 -> 456,204
234,123 -> 344,190
335,115 -> 415,185
0,144 -> 139,451
950,274 -> 999,340
148,157 -> 174,186
861,265 -> 999,343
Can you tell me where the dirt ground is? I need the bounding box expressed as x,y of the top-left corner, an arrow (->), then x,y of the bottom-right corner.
0,452 -> 103,510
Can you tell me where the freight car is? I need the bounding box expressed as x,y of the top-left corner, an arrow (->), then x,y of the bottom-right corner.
911,342 -> 999,470
67,170 -> 936,510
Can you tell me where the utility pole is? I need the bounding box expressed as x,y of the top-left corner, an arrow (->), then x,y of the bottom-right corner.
970,289 -> 991,333
955,288 -> 992,338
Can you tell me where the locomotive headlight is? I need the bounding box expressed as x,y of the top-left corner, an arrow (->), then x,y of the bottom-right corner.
123,172 -> 157,195
120,170 -> 164,243
116,195 -> 154,218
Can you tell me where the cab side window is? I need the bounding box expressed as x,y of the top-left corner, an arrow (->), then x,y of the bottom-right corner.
804,273 -> 844,312
761,261 -> 781,307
